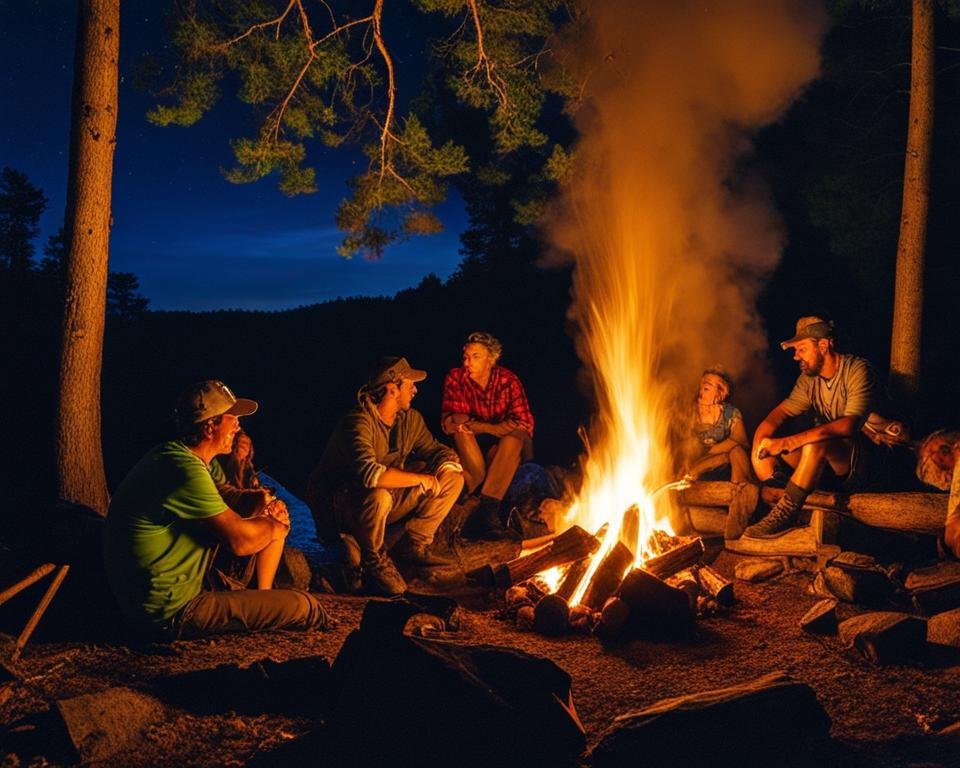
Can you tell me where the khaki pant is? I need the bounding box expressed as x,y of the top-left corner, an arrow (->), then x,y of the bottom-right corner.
174,588 -> 327,639
321,471 -> 463,562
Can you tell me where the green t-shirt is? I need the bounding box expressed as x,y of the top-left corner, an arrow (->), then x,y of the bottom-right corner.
103,441 -> 226,625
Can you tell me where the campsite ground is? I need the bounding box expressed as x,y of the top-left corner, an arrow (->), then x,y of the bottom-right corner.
2,546 -> 960,768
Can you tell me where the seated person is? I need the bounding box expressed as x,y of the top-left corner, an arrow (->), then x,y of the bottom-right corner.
684,366 -> 753,483
103,380 -> 327,642
746,315 -> 890,538
306,357 -> 464,597
208,429 -> 286,590
441,331 -> 534,541
916,429 -> 960,558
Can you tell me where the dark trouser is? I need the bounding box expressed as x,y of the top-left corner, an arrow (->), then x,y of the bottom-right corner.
173,588 -> 327,640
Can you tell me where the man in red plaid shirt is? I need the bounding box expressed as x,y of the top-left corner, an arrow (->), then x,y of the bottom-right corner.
441,331 -> 534,540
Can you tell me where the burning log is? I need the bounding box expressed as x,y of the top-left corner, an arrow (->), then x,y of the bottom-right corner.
616,568 -> 694,638
580,541 -> 634,611
666,569 -> 700,612
534,594 -> 571,636
555,557 -> 592,603
694,564 -> 735,607
569,603 -> 597,634
467,525 -> 600,589
642,537 -> 705,580
619,504 -> 640,555
596,597 -> 631,642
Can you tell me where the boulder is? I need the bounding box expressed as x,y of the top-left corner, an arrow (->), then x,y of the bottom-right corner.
838,611 -> 927,665
927,607 -> 960,648
734,558 -> 784,582
589,671 -> 831,768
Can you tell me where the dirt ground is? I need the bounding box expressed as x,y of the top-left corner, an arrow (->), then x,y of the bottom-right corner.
2,546 -> 960,768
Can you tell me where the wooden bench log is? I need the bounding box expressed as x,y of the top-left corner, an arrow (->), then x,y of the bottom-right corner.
678,481 -> 946,537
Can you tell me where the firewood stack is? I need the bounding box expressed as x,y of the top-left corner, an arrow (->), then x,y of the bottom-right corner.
494,520 -> 735,640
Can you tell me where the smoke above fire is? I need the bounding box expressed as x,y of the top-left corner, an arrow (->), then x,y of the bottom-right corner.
545,0 -> 827,551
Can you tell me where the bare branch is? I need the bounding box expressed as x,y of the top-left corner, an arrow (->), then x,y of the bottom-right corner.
218,0 -> 297,49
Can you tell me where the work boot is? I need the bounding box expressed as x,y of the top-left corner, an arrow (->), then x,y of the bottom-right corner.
461,497 -> 521,542
392,534 -> 458,569
743,494 -> 801,538
361,552 -> 407,596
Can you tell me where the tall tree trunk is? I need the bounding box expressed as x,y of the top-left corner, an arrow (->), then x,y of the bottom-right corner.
56,0 -> 119,516
889,0 -> 934,405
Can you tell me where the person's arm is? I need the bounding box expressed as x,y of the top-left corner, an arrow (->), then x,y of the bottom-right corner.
203,506 -> 289,557
466,371 -> 534,437
376,466 -> 441,494
440,370 -> 471,435
759,415 -> 859,458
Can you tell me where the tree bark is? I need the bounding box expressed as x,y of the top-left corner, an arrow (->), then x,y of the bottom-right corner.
56,0 -> 119,516
889,0 -> 934,403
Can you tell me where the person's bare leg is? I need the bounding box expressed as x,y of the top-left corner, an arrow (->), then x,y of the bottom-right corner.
453,431 -> 487,494
480,435 -> 522,501
255,539 -> 284,589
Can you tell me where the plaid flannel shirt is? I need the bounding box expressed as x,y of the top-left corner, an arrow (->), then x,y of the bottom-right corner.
441,366 -> 534,437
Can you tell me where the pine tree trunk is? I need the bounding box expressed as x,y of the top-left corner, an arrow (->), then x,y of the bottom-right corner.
56,0 -> 119,516
889,0 -> 934,404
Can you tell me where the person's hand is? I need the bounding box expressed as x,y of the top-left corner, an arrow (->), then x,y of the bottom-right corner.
262,497 -> 290,528
418,474 -> 441,496
757,437 -> 790,460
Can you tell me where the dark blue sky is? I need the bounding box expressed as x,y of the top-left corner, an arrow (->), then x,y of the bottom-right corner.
1,2 -> 467,311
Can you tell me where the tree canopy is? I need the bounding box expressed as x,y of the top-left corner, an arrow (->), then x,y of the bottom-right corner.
146,0 -> 577,257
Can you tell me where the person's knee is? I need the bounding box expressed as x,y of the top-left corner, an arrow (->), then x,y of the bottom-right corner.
438,470 -> 465,498
364,488 -> 394,513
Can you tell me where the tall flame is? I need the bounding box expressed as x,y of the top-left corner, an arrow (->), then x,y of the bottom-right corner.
545,0 -> 827,605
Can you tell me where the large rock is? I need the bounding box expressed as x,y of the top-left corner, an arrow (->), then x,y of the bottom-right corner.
326,599 -> 585,767
151,655 -> 331,716
838,611 -> 927,665
822,551 -> 894,606
800,599 -> 839,635
734,558 -> 783,582
905,561 -> 960,614
927,607 -> 960,648
589,671 -> 831,767
55,686 -> 165,763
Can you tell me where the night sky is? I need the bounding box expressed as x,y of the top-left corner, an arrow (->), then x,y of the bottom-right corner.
2,2 -> 467,311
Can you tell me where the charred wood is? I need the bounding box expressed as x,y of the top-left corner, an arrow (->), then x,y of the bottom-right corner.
694,564 -> 735,607
580,541 -> 634,611
642,537 -> 705,580
467,525 -> 599,589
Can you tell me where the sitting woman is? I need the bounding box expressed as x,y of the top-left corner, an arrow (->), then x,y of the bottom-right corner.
685,366 -> 753,484
210,430 -> 288,590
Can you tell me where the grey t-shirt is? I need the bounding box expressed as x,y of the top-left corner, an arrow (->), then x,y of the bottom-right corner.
781,354 -> 878,427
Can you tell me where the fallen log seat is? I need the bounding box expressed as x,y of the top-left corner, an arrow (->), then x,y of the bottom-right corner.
678,481 -> 946,537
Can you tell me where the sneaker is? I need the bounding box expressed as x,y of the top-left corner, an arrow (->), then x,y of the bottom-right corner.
392,535 -> 458,569
743,495 -> 801,538
361,553 -> 407,596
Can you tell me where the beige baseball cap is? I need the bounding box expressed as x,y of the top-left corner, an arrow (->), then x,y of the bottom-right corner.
175,380 -> 258,424
780,316 -> 834,350
366,356 -> 427,388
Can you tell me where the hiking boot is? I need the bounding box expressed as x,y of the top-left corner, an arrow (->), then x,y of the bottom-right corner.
461,499 -> 521,542
392,535 -> 458,569
361,553 -> 407,596
743,495 -> 801,539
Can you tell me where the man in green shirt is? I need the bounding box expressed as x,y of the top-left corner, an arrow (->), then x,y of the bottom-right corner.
306,357 -> 464,596
103,380 -> 327,641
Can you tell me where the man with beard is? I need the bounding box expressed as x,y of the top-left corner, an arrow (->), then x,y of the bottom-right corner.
745,316 -> 884,538
307,357 -> 464,596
